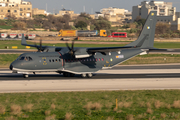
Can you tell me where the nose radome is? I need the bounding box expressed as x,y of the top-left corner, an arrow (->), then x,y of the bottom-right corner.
9,64 -> 13,70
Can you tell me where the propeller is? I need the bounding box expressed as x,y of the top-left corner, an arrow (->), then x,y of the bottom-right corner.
35,38 -> 47,52
66,41 -> 78,56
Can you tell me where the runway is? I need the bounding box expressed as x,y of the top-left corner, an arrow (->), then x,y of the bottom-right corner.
0,64 -> 180,93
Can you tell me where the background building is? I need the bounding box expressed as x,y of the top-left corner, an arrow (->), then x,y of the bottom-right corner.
0,0 -> 21,4
59,8 -> 74,16
132,1 -> 176,22
95,12 -> 104,19
100,7 -> 125,22
95,7 -> 132,25
32,8 -> 46,16
0,0 -> 32,19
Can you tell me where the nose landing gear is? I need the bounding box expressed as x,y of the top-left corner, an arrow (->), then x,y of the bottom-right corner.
23,74 -> 29,78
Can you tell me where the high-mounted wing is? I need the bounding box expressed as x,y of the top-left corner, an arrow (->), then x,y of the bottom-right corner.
21,34 -> 62,52
73,46 -> 135,58
87,46 -> 134,54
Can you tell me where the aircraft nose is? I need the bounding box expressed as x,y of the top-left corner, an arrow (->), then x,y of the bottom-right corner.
9,64 -> 13,70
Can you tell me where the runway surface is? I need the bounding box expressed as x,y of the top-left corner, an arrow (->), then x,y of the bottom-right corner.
0,64 -> 180,93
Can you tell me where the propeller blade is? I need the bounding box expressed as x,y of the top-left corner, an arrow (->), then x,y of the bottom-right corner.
72,41 -> 74,51
66,42 -> 71,51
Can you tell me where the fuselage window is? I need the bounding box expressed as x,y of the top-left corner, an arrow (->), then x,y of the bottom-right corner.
87,59 -> 89,61
90,59 -> 91,61
99,58 -> 101,61
49,60 -> 51,62
96,58 -> 98,61
59,59 -> 61,62
80,59 -> 82,62
52,59 -> 54,62
56,59 -> 58,62
65,59 -> 67,62
102,58 -> 104,61
68,59 -> 70,62
84,59 -> 86,62
93,59 -> 95,61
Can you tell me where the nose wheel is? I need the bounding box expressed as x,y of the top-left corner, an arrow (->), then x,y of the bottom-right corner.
23,74 -> 29,78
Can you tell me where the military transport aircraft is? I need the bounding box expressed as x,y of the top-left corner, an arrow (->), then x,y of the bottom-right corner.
9,11 -> 176,78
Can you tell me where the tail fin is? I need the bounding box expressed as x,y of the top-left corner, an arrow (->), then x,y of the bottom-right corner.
125,11 -> 157,48
21,34 -> 27,45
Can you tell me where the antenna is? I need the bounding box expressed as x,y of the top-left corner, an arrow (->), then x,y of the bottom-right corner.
83,6 -> 85,12
46,3 -> 47,11
91,8 -> 93,14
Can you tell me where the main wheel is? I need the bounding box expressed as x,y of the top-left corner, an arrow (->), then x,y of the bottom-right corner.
23,74 -> 29,78
87,73 -> 93,78
81,74 -> 87,78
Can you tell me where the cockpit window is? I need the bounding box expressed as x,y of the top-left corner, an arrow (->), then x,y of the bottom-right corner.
25,56 -> 33,61
20,56 -> 25,60
28,57 -> 33,61
20,56 -> 33,61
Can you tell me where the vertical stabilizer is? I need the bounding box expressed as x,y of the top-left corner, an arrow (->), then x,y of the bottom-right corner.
125,11 -> 157,48
21,34 -> 27,45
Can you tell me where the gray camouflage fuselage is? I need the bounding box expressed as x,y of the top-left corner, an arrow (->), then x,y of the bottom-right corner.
10,48 -> 143,74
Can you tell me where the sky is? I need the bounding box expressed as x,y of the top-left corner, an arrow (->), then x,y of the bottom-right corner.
27,0 -> 180,14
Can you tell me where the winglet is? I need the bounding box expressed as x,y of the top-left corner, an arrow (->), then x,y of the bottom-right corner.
21,34 -> 27,45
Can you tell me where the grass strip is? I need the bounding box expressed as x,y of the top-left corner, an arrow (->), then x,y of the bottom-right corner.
0,90 -> 180,119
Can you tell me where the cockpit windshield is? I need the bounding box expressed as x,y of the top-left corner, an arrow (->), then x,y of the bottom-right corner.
19,56 -> 33,61
20,56 -> 25,60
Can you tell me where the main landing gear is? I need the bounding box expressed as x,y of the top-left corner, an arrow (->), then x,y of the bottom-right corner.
81,73 -> 93,78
